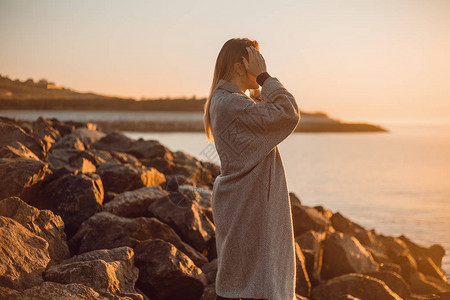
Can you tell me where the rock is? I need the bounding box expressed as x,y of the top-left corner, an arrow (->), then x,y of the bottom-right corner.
46,148 -> 97,176
91,131 -> 137,153
92,131 -> 170,161
330,212 -> 376,246
32,117 -> 61,153
178,184 -> 213,222
170,151 -> 215,188
409,271 -> 450,295
295,243 -> 312,298
397,251 -> 420,283
311,273 -> 402,300
291,202 -> 331,237
378,261 -> 402,274
0,121 -> 45,159
0,216 -> 50,290
0,141 -> 40,159
417,256 -> 448,283
289,192 -> 302,206
321,231 -> 378,280
73,127 -> 107,147
44,246 -> 142,299
68,211 -> 208,267
363,270 -> 411,299
337,295 -> 361,300
43,118 -> 77,137
0,286 -> 21,299
200,284 -> 216,300
0,157 -> 48,202
200,258 -> 217,285
148,191 -> 216,254
96,163 -> 165,194
399,234 -> 446,269
35,172 -> 104,239
313,205 -> 333,219
125,138 -> 171,161
141,156 -> 176,175
134,239 -> 207,300
0,196 -> 70,264
295,230 -> 326,285
80,148 -> 111,166
102,185 -> 169,218
110,151 -> 142,165
51,134 -> 86,150
4,281 -> 114,300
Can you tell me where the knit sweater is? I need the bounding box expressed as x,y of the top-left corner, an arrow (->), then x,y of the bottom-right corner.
209,76 -> 301,300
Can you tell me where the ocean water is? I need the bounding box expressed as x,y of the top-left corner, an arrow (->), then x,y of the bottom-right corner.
123,123 -> 450,280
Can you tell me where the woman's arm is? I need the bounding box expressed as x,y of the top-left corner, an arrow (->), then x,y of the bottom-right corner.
219,76 -> 300,155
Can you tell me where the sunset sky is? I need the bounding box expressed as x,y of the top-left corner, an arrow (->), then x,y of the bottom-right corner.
1,0 -> 449,124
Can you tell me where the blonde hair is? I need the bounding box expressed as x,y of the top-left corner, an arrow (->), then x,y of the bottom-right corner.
204,38 -> 260,143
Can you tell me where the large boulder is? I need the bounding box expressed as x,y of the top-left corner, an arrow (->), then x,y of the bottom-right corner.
0,196 -> 69,264
295,230 -> 326,285
44,246 -> 142,299
96,163 -> 165,194
102,185 -> 169,218
376,235 -> 418,282
0,157 -> 48,203
311,273 -> 403,300
321,231 -> 378,280
363,270 -> 411,299
399,234 -> 446,271
68,211 -> 208,267
178,184 -> 213,222
2,281 -> 119,300
72,127 -> 107,148
46,148 -> 96,176
134,239 -> 207,300
0,141 -> 40,159
92,131 -> 170,160
330,212 -> 377,247
409,270 -> 450,295
50,134 -> 86,151
148,190 -> 216,254
291,202 -> 331,237
0,121 -> 45,159
34,172 -> 104,239
31,117 -> 61,153
0,216 -> 50,290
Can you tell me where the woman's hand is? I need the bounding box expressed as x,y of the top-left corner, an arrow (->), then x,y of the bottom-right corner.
242,46 -> 267,77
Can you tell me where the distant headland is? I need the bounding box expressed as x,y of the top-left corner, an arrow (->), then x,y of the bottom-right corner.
0,74 -> 388,133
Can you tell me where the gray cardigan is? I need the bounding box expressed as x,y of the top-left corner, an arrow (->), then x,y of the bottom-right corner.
210,76 -> 301,300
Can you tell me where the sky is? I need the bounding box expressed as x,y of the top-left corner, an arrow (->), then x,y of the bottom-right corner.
1,0 -> 449,124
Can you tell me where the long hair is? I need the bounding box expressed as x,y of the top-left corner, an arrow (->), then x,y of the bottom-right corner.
204,38 -> 259,143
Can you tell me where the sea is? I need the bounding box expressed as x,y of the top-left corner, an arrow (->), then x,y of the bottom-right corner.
2,110 -> 449,280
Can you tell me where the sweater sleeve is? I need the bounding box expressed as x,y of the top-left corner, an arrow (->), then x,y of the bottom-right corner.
219,77 -> 300,156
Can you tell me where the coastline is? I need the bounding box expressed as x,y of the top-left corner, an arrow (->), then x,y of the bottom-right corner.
0,109 -> 388,133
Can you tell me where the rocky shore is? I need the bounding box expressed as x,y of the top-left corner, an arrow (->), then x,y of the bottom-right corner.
0,115 -> 448,300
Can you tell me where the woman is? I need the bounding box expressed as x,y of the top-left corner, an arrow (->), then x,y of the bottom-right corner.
204,38 -> 301,300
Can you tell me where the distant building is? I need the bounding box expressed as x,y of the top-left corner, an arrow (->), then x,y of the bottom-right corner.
47,83 -> 63,90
